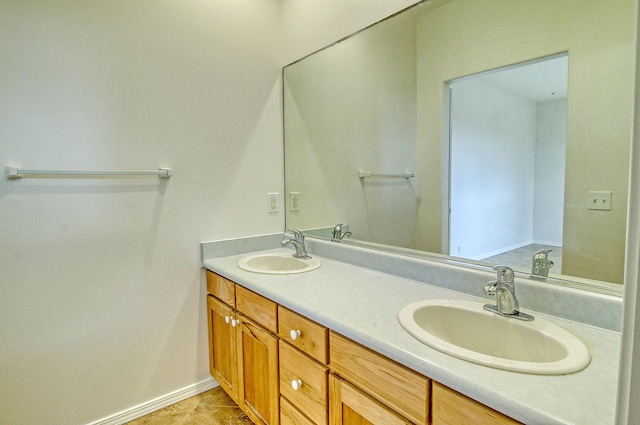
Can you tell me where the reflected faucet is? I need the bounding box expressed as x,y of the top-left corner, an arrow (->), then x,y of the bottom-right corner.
484,266 -> 534,321
332,223 -> 352,241
281,229 -> 311,259
531,249 -> 554,278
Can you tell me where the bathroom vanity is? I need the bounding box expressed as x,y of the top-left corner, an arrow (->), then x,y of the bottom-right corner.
202,236 -> 621,425
206,270 -> 519,425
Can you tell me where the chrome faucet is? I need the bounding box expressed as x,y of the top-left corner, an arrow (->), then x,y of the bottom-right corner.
483,266 -> 533,321
281,229 -> 311,259
331,223 -> 352,241
531,249 -> 554,278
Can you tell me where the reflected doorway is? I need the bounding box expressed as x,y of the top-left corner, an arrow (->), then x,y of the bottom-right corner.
447,54 -> 568,273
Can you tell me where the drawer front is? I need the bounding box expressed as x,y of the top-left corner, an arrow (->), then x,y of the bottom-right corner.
329,332 -> 429,425
278,306 -> 329,364
432,382 -> 522,425
205,271 -> 235,307
280,396 -> 316,425
280,341 -> 329,425
236,285 -> 278,333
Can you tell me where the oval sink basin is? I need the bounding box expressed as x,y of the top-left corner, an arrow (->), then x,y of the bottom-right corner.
238,252 -> 321,275
398,299 -> 590,375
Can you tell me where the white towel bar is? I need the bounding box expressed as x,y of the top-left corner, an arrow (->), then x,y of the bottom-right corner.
6,166 -> 172,180
358,170 -> 414,179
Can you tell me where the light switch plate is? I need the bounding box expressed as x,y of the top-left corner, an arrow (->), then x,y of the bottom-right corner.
267,192 -> 279,213
289,192 -> 300,212
588,191 -> 612,211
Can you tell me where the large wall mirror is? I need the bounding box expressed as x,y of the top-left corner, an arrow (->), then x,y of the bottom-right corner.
284,0 -> 636,292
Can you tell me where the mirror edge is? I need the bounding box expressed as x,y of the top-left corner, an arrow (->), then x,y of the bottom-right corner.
299,233 -> 624,297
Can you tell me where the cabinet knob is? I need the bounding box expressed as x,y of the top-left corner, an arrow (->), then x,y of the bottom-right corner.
231,318 -> 239,327
290,329 -> 302,340
291,379 -> 303,391
225,315 -> 231,324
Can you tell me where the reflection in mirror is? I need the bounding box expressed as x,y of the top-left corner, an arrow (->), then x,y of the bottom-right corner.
284,0 -> 636,289
448,55 -> 568,274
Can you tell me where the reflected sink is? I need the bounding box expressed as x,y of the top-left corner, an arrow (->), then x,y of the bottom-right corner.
398,299 -> 590,374
238,252 -> 321,275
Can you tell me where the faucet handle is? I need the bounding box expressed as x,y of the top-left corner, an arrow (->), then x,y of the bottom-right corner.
493,265 -> 514,284
286,229 -> 305,242
532,249 -> 552,260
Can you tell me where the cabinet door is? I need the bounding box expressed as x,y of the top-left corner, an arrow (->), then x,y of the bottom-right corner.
330,332 -> 429,424
432,382 -> 523,425
238,317 -> 280,425
329,375 -> 411,425
207,295 -> 239,402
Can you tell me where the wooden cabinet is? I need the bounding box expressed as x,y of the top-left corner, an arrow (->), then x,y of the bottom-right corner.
237,316 -> 279,425
206,271 -> 279,425
280,397 -> 316,425
329,374 -> 412,425
207,295 -> 239,402
278,306 -> 328,364
237,285 -> 278,333
278,307 -> 329,425
432,382 -> 523,425
329,332 -> 430,425
206,271 -> 235,306
206,270 -> 523,425
279,341 -> 328,424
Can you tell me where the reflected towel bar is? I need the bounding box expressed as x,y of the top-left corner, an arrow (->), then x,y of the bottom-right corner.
358,170 -> 414,179
5,166 -> 172,180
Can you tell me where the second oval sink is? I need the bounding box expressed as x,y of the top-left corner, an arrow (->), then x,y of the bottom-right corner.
398,299 -> 590,375
238,252 -> 321,274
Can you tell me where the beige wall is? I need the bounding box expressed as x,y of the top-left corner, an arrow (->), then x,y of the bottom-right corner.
415,0 -> 636,283
0,0 -> 423,423
0,1 -> 282,423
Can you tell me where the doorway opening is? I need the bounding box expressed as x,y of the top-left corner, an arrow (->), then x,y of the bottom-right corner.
447,54 -> 568,272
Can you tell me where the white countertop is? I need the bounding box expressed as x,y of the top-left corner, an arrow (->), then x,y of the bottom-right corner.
203,248 -> 620,425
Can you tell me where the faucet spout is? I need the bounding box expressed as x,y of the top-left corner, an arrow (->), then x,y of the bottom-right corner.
332,223 -> 352,241
483,266 -> 533,321
282,230 -> 311,259
531,249 -> 554,278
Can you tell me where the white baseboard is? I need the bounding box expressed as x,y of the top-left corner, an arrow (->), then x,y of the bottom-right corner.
531,240 -> 562,247
473,240 -> 532,260
87,378 -> 218,425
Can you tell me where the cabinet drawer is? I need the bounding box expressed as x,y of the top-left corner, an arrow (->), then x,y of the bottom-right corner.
280,396 -> 316,425
206,271 -> 235,307
236,285 -> 277,333
280,341 -> 329,425
278,306 -> 329,364
432,382 -> 522,425
329,332 -> 429,425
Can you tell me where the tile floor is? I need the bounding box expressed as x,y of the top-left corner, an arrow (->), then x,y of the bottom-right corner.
125,386 -> 253,425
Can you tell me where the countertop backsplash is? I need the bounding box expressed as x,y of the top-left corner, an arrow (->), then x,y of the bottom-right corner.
201,233 -> 622,331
